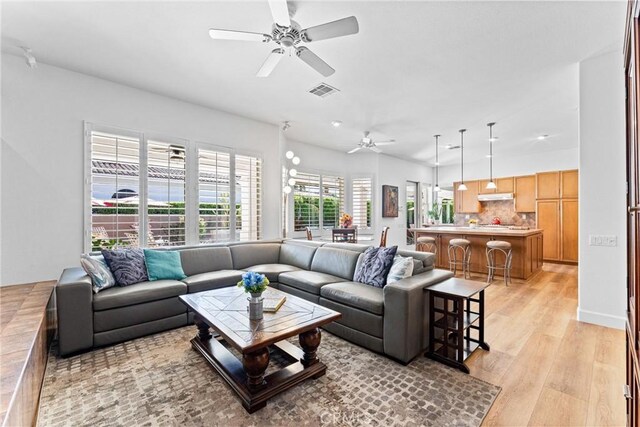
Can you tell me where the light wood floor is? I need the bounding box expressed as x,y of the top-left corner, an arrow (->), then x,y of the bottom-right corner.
464,263 -> 626,426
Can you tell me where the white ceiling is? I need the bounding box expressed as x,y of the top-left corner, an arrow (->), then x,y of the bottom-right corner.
1,1 -> 627,165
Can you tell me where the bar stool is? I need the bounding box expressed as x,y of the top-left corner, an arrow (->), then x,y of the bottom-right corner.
486,240 -> 513,286
416,236 -> 438,256
448,239 -> 471,279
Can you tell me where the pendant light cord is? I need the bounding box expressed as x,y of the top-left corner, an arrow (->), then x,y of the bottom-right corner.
459,129 -> 466,184
434,134 -> 440,188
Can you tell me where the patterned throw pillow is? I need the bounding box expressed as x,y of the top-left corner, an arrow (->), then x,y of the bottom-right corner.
80,254 -> 116,294
387,255 -> 415,284
102,248 -> 148,286
354,246 -> 398,288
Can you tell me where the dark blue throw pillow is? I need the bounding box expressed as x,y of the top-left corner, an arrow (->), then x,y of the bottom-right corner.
354,246 -> 398,288
102,248 -> 148,286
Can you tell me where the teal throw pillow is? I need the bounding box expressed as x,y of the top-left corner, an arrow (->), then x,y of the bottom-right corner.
143,249 -> 187,281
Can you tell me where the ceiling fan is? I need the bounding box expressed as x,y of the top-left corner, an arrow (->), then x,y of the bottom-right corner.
347,131 -> 396,154
208,0 -> 359,77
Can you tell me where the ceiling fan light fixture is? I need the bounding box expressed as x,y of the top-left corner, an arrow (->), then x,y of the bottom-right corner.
537,134 -> 549,140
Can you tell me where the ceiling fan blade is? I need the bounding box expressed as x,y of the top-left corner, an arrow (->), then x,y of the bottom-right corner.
268,0 -> 291,27
295,47 -> 335,77
302,16 -> 359,42
209,29 -> 269,42
375,140 -> 396,146
347,147 -> 362,154
369,146 -> 382,153
256,48 -> 285,77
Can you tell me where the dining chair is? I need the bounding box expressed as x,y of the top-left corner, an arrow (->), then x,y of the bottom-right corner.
380,226 -> 390,247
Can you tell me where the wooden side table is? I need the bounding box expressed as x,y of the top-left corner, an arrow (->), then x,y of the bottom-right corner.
425,278 -> 490,373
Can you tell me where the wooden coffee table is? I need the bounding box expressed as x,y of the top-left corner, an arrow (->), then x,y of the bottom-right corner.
179,287 -> 341,413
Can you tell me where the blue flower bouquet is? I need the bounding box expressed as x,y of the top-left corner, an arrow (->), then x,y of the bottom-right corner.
237,271 -> 269,296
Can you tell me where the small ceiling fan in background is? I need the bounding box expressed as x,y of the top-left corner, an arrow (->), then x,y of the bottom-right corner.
208,0 -> 359,77
347,131 -> 396,154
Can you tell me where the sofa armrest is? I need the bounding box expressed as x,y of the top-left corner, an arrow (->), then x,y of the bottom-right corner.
383,269 -> 453,363
56,267 -> 93,356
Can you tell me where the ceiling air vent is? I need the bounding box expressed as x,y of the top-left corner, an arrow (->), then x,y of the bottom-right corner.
308,82 -> 340,98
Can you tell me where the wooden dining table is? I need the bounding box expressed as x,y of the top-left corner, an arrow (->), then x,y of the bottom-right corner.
331,227 -> 358,243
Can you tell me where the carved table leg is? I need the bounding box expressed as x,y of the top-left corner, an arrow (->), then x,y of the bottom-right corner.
194,314 -> 211,341
299,327 -> 321,367
243,347 -> 270,391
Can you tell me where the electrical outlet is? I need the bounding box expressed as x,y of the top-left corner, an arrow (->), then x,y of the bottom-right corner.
465,214 -> 470,220
589,235 -> 618,247
522,214 -> 527,220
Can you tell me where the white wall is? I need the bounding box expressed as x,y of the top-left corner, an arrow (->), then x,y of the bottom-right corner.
1,54 -> 282,285
578,50 -> 627,329
285,138 -> 431,249
438,146 -> 579,187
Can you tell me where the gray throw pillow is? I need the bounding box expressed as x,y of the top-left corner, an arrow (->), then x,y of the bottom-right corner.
354,246 -> 398,288
102,248 -> 148,286
80,254 -> 116,294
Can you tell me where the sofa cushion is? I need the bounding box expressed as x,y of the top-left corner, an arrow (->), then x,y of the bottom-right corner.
310,247 -> 361,281
279,241 -> 319,270
144,249 -> 187,281
322,243 -> 371,253
397,249 -> 435,273
94,297 -> 186,333
244,264 -> 301,282
101,248 -> 148,286
319,297 -> 384,338
279,270 -> 343,295
387,255 -> 415,284
320,281 -> 384,315
230,243 -> 281,270
354,246 -> 398,288
93,280 -> 187,311
80,254 -> 116,294
179,247 -> 233,276
182,270 -> 245,293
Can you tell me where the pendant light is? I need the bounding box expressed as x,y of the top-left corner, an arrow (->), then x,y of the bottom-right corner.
458,129 -> 467,191
486,122 -> 497,190
434,134 -> 441,192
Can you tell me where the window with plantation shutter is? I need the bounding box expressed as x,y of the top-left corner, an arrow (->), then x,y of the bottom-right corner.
235,154 -> 262,241
90,131 -> 141,250
294,172 -> 321,231
322,175 -> 344,229
198,149 -> 232,243
147,141 -> 187,247
352,177 -> 372,229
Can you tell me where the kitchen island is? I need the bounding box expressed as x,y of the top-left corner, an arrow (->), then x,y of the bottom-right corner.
413,227 -> 544,280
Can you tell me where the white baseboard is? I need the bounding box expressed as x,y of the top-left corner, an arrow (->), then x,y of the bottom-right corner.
577,307 -> 625,330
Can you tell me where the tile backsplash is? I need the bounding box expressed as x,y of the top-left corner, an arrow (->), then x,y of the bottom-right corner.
454,200 -> 536,228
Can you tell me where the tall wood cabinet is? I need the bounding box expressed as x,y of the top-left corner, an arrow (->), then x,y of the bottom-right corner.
454,181 -> 481,213
625,2 -> 640,425
535,169 -> 578,263
515,175 -> 536,212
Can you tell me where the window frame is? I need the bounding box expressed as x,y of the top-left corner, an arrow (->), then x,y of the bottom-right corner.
350,173 -> 376,234
84,122 -> 263,252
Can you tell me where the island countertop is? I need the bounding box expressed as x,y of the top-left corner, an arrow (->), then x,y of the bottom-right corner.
411,226 -> 543,237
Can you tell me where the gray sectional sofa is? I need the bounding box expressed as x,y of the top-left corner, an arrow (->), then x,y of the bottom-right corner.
56,239 -> 453,363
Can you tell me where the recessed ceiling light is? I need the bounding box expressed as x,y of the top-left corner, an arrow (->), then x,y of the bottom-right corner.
537,134 -> 549,140
331,120 -> 342,127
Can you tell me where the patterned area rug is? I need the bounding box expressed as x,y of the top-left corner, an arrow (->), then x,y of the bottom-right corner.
38,327 -> 500,426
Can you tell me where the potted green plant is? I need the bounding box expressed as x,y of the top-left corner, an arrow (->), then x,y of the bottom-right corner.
428,202 -> 442,225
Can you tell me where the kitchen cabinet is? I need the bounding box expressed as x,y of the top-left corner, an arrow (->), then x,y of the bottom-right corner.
514,175 -> 536,212
454,181 -> 480,213
561,169 -> 579,198
561,199 -> 579,262
478,177 -> 514,194
414,227 -> 543,280
536,171 -> 561,199
535,170 -> 579,263
537,200 -> 560,261
496,177 -> 514,193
